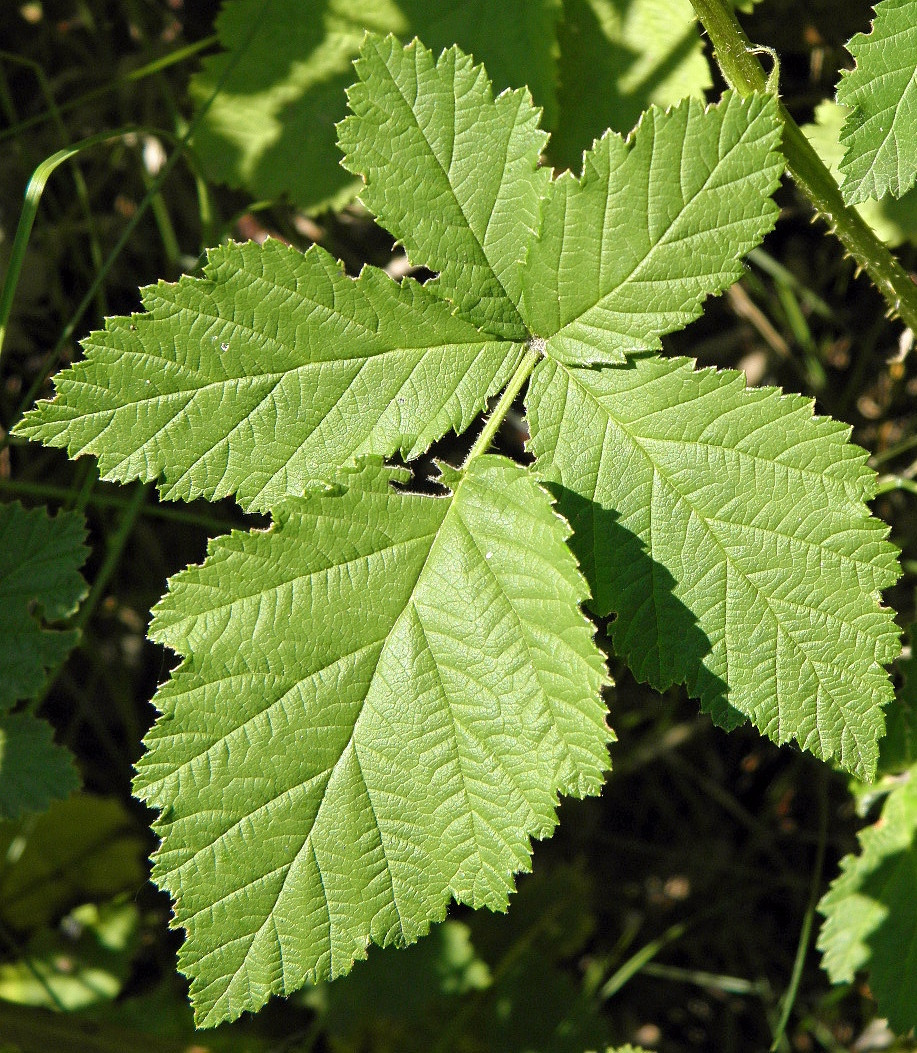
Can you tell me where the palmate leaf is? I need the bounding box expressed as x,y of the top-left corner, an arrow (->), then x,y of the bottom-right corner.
134,456 -> 609,1025
191,0 -> 561,213
527,354 -> 900,777
15,241 -> 523,514
818,766 -> 917,1033
14,33 -> 901,1027
836,0 -> 917,204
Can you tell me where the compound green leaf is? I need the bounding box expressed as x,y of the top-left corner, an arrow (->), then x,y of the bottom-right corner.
550,0 -> 711,172
191,0 -> 560,214
527,353 -> 899,777
818,766 -> 917,1032
15,241 -> 522,514
521,92 -> 784,365
339,34 -> 551,339
133,455 -> 610,1025
0,501 -> 88,709
837,0 -> 917,204
0,713 -> 78,821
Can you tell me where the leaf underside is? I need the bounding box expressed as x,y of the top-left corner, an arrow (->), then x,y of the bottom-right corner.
134,457 -> 609,1025
15,241 -> 523,515
837,0 -> 917,203
13,32 -> 902,1027
818,768 -> 917,1033
527,354 -> 900,777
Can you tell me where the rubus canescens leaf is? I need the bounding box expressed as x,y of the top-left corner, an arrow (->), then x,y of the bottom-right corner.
527,354 -> 900,777
818,767 -> 917,1032
522,92 -> 784,365
338,34 -> 551,339
133,456 -> 610,1025
15,241 -> 523,514
836,0 -> 917,204
191,0 -> 562,213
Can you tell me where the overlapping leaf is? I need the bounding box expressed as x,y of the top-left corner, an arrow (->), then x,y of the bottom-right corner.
16,241 -> 523,514
818,767 -> 917,1032
527,354 -> 900,777
134,456 -> 609,1024
837,0 -> 917,203
521,92 -> 783,364
191,0 -> 561,212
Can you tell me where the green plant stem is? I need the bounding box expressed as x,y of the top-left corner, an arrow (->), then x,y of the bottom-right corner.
464,345 -> 540,467
770,772 -> 828,1051
689,0 -> 917,334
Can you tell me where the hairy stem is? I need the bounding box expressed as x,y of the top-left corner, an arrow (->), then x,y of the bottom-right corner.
690,0 -> 917,334
463,345 -> 541,467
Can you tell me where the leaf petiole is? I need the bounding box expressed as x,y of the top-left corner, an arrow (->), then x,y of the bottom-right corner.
463,344 -> 542,468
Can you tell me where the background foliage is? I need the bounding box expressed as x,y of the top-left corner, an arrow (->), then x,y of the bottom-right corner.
2,1 -> 917,1051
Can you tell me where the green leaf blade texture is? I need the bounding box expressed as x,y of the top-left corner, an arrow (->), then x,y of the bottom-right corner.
15,241 -> 523,513
818,767 -> 917,1032
522,92 -> 784,365
837,0 -> 917,204
191,0 -> 561,213
0,713 -> 79,821
133,456 -> 611,1026
338,34 -> 551,338
527,354 -> 899,777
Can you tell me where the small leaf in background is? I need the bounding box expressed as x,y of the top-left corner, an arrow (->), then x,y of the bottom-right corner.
190,0 -> 561,212
134,456 -> 610,1025
0,713 -> 78,821
527,354 -> 900,777
803,100 -> 917,247
16,241 -> 523,513
879,630 -> 917,775
521,92 -> 784,364
836,0 -> 917,204
550,0 -> 710,172
0,501 -> 88,818
818,766 -> 917,1034
0,501 -> 87,709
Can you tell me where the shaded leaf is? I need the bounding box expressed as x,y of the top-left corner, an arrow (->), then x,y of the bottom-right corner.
527,353 -> 899,777
818,767 -> 917,1033
0,713 -> 78,821
191,0 -> 561,213
0,501 -> 87,709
